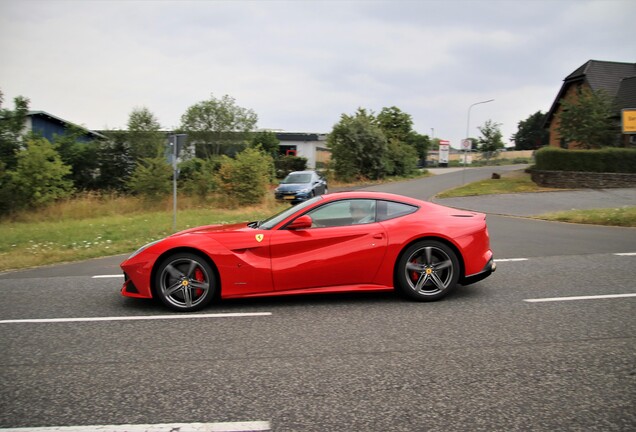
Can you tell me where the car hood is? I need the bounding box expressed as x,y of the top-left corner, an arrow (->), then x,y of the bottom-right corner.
276,183 -> 310,192
170,223 -> 253,237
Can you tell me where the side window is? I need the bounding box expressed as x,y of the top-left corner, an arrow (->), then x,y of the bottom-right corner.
307,199 -> 376,227
376,200 -> 418,222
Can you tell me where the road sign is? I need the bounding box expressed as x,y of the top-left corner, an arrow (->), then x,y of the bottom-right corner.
622,109 -> 636,134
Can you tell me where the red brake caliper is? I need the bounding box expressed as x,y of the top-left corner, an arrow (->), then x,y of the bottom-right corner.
194,268 -> 205,297
410,260 -> 419,283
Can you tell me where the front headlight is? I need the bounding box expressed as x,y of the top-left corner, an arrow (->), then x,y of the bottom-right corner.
128,239 -> 163,259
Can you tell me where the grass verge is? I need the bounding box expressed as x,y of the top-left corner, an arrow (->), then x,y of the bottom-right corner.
436,169 -> 636,227
533,207 -> 636,227
436,169 -> 558,198
0,194 -> 287,272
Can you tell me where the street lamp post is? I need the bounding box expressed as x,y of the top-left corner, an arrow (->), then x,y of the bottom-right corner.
463,98 -> 494,184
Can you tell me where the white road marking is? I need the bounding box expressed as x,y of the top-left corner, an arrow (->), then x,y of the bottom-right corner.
614,252 -> 636,256
0,312 -> 272,325
0,421 -> 271,431
524,293 -> 636,303
494,258 -> 528,262
92,274 -> 124,278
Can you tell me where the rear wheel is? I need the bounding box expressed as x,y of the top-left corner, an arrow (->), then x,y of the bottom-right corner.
154,252 -> 216,312
396,240 -> 460,301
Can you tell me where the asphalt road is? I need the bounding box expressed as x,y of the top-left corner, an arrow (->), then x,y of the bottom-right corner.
1,167 -> 635,431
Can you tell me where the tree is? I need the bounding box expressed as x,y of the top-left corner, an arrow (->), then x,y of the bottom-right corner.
384,139 -> 418,176
95,131 -> 135,191
557,88 -> 616,149
250,131 -> 280,158
127,156 -> 172,200
477,120 -> 505,163
377,106 -> 427,165
512,111 -> 549,150
376,106 -> 413,142
179,157 -> 220,199
0,160 -> 15,215
215,148 -> 274,206
180,94 -> 258,158
405,132 -> 430,163
53,126 -> 100,190
127,107 -> 165,161
328,109 -> 387,181
0,91 -> 30,170
11,137 -> 74,208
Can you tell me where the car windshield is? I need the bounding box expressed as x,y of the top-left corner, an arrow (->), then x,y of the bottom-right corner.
282,173 -> 312,184
259,196 -> 323,230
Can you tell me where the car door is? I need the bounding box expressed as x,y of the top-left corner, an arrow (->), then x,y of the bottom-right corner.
269,199 -> 388,292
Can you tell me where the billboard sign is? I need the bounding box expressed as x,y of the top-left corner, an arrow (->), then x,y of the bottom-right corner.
438,140 -> 450,164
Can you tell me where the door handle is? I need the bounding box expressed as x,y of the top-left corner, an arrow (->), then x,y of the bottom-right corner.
372,233 -> 385,239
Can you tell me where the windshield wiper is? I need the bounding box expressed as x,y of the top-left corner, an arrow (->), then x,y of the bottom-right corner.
247,221 -> 261,229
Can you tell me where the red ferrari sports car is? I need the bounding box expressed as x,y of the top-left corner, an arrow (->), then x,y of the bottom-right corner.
121,191 -> 495,311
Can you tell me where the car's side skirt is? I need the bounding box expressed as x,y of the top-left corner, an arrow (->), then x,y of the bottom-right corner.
221,284 -> 394,299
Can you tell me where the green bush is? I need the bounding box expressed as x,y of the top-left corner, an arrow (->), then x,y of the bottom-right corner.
215,148 -> 274,206
127,156 -> 172,200
384,139 -> 418,176
179,157 -> 220,198
11,137 -> 74,209
535,147 -> 636,173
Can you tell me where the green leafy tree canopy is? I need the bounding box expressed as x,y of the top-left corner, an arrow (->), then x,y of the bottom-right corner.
328,108 -> 387,181
215,148 -> 273,206
127,156 -> 172,200
376,106 -> 413,142
557,88 -> 616,149
180,94 -> 258,158
11,137 -> 74,208
127,107 -> 165,161
511,111 -> 549,150
0,91 -> 30,170
477,120 -> 505,162
250,131 -> 280,158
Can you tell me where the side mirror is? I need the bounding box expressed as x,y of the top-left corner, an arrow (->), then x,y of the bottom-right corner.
287,215 -> 312,230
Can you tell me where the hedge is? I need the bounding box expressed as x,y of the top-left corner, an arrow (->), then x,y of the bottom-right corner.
534,147 -> 636,173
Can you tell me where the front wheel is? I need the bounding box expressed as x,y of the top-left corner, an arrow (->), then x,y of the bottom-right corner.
154,252 -> 217,312
396,240 -> 460,301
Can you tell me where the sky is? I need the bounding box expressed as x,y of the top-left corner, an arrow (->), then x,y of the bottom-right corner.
1,0 -> 634,148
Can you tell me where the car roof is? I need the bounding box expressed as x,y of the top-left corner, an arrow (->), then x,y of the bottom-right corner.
320,191 -> 423,206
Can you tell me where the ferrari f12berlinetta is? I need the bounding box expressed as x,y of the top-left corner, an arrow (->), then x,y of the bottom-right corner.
121,191 -> 495,311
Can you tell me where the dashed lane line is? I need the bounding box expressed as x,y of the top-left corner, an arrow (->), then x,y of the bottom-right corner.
524,293 -> 636,303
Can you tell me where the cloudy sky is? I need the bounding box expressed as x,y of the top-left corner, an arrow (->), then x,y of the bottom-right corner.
1,0 -> 634,148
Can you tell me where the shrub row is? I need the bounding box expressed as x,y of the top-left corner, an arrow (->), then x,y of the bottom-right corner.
534,147 -> 636,173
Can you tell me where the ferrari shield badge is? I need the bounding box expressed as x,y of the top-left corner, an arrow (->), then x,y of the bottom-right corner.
255,234 -> 264,243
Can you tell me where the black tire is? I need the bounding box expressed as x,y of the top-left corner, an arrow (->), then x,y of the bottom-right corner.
396,240 -> 460,301
154,252 -> 217,312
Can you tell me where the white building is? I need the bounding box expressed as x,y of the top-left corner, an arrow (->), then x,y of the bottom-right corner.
274,132 -> 330,169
